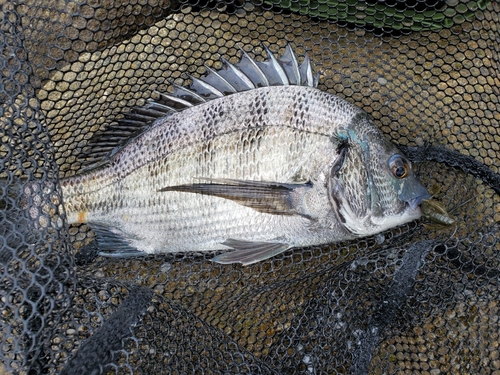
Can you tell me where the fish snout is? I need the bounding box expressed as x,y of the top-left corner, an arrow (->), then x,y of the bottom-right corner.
400,180 -> 431,211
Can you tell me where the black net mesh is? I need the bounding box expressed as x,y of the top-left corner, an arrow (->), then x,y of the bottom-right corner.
1,0 -> 499,374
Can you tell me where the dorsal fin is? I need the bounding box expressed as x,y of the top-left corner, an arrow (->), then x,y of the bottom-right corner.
82,44 -> 319,170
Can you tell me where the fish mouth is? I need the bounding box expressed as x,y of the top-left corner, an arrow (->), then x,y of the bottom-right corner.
406,192 -> 431,211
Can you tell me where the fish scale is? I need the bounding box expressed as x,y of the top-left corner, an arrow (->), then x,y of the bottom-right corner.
88,127 -> 334,252
61,45 -> 430,265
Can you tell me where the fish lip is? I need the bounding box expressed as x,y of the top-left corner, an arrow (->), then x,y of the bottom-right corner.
407,192 -> 431,211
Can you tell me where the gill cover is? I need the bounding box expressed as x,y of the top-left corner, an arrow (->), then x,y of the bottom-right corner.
328,113 -> 430,236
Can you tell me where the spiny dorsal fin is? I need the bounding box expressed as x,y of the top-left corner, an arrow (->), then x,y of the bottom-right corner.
82,44 -> 319,170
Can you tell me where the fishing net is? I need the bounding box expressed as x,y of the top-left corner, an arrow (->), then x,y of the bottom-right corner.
1,0 -> 499,373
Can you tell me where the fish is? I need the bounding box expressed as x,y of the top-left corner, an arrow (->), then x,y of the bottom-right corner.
59,44 -> 430,265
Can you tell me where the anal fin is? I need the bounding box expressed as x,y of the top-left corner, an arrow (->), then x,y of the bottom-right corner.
90,223 -> 146,258
212,239 -> 290,265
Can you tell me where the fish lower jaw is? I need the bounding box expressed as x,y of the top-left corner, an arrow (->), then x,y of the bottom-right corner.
339,206 -> 422,237
372,207 -> 422,233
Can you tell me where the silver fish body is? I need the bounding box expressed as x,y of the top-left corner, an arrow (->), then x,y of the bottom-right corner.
62,45 -> 430,265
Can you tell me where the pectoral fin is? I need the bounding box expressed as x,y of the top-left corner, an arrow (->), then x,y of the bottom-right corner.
212,239 -> 290,265
159,178 -> 312,217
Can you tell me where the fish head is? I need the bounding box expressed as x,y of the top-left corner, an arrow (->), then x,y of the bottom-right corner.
328,113 -> 430,237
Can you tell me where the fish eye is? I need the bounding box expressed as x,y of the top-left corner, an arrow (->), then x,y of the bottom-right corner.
388,155 -> 410,179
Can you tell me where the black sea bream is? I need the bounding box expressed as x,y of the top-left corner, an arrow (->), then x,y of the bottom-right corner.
62,45 -> 430,265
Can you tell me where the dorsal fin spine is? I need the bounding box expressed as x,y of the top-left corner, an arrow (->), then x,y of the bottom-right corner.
188,75 -> 224,99
202,65 -> 238,94
237,47 -> 270,87
220,57 -> 256,91
278,44 -> 301,85
257,44 -> 289,86
157,92 -> 194,108
137,106 -> 171,118
299,53 -> 314,87
265,44 -> 290,85
146,101 -> 176,114
171,83 -> 207,104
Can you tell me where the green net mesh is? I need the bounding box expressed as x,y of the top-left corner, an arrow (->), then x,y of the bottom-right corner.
1,0 -> 499,374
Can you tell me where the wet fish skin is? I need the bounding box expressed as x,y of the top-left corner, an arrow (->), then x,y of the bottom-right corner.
61,45 -> 430,265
